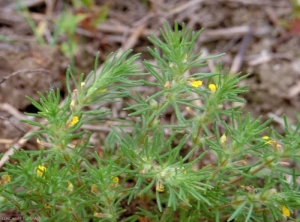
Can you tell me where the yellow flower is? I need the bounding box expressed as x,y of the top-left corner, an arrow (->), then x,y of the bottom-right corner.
265,140 -> 274,145
36,165 -> 46,177
0,174 -> 11,185
188,78 -> 202,88
112,176 -> 119,184
262,136 -> 279,147
282,205 -> 290,217
111,176 -> 119,188
209,84 -> 217,93
69,116 -> 79,127
262,136 -> 270,140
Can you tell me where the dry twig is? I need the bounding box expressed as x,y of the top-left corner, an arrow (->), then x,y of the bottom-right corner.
168,0 -> 205,16
0,102 -> 27,135
0,125 -> 40,168
0,103 -> 27,120
0,69 -> 51,85
0,116 -> 27,134
5,0 -> 45,10
122,24 -> 146,50
268,112 -> 296,131
229,28 -> 252,75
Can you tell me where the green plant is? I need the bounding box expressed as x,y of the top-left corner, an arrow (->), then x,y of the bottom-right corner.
278,0 -> 300,34
1,22 -> 300,221
17,0 -> 109,60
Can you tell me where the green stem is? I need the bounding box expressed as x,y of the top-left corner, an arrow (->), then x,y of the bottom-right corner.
222,157 -> 276,188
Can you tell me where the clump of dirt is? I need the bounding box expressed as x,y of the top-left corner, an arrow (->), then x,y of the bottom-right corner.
0,45 -> 62,110
0,43 -> 63,152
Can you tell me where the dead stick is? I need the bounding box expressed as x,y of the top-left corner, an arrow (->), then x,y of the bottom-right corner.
0,103 -> 27,120
122,24 -> 146,50
0,116 -> 27,134
0,69 -> 51,85
0,125 -> 39,168
229,28 -> 252,75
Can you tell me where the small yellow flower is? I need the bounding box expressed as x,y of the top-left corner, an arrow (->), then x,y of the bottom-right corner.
100,88 -> 107,93
80,82 -> 85,88
282,205 -> 290,217
262,136 -> 270,140
111,176 -> 119,188
262,136 -> 281,148
69,116 -> 79,127
1,174 -> 11,185
112,176 -> 119,184
191,80 -> 202,88
188,78 -> 202,88
67,181 -> 73,193
209,84 -> 217,93
36,165 -> 46,177
265,140 -> 274,145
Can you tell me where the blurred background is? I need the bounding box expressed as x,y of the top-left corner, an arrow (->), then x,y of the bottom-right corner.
0,0 -> 299,151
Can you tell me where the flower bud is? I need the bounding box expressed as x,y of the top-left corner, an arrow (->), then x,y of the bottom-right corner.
164,81 -> 171,89
149,99 -> 158,109
91,184 -> 99,194
111,177 -> 119,188
0,174 -> 11,185
220,134 -> 227,145
156,180 -> 164,192
67,181 -> 73,193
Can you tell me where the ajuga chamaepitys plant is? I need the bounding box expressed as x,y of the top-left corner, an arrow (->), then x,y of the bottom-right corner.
1,22 -> 300,222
